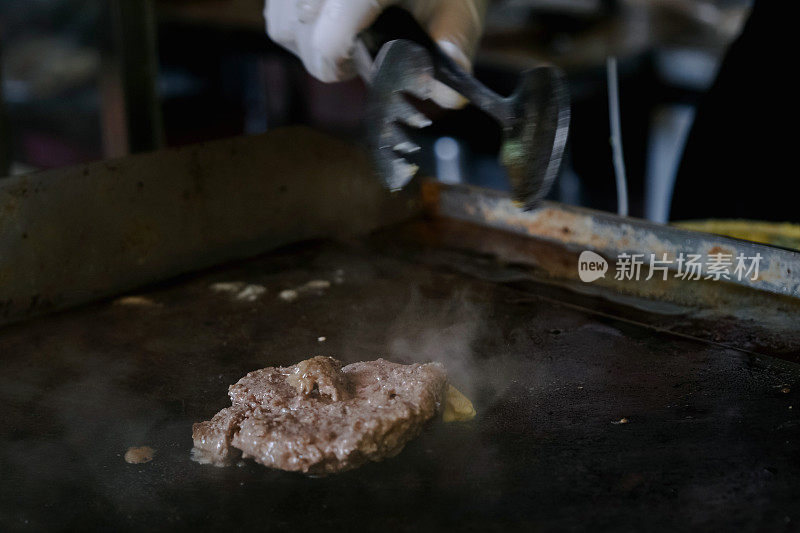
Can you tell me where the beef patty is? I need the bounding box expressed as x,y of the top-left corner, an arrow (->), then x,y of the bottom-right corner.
192,357 -> 447,474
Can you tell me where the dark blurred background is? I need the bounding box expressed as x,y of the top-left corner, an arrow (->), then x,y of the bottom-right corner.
0,0 -> 751,221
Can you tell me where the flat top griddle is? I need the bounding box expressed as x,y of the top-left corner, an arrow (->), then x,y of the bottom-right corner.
2,218 -> 799,532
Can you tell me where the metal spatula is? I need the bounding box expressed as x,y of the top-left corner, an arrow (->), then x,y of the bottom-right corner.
354,7 -> 570,210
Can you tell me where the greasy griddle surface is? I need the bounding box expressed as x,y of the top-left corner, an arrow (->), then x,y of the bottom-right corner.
1,220 -> 799,531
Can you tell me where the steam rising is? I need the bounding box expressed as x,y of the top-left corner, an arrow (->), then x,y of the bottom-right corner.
385,287 -> 544,411
388,289 -> 485,399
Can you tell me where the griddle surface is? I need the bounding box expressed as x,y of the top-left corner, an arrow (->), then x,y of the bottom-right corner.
1,221 -> 799,531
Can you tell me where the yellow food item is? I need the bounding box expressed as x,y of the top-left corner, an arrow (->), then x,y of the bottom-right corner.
443,384 -> 476,422
673,219 -> 800,251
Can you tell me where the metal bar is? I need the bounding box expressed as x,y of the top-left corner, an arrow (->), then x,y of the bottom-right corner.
0,37 -> 11,178
0,127 -> 416,326
105,0 -> 164,154
424,181 -> 800,299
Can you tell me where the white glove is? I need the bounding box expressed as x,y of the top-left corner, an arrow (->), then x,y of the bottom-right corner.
264,0 -> 488,108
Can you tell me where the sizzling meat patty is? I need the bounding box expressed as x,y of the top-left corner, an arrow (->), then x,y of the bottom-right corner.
192,357 -> 447,474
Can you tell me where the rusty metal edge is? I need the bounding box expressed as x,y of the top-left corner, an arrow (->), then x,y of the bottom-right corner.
423,181 -> 800,300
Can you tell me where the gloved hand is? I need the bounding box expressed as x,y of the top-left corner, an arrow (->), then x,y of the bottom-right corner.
264,0 -> 488,108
